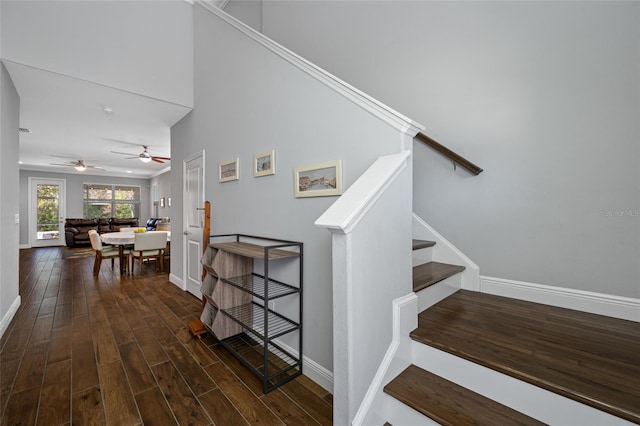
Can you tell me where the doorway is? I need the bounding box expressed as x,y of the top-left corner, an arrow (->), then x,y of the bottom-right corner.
29,177 -> 66,247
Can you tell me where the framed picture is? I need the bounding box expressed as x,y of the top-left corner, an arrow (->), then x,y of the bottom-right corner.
160,197 -> 165,208
254,150 -> 276,177
219,158 -> 239,182
167,197 -> 171,207
294,160 -> 343,198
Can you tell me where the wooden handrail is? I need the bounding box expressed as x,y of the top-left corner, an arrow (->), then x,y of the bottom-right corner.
415,132 -> 483,175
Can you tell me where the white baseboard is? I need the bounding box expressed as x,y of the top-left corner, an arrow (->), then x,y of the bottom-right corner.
19,244 -> 30,249
270,337 -> 333,394
481,276 -> 640,323
169,273 -> 185,290
0,296 -> 21,339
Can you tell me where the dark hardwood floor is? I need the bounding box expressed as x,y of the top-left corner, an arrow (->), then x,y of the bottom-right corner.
0,247 -> 332,425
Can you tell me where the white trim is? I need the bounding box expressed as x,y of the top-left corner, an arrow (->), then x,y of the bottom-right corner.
0,296 -> 21,339
28,177 -> 66,248
169,273 -> 186,290
267,336 -> 333,393
481,276 -> 640,323
195,1 -> 424,136
19,244 -> 31,250
315,152 -> 410,234
353,293 -> 417,426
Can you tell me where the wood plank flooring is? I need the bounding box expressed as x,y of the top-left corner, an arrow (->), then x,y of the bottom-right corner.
0,247 -> 332,425
411,289 -> 640,424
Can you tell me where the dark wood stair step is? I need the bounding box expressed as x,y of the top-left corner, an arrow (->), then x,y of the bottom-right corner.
413,261 -> 465,292
412,239 -> 435,250
410,290 -> 640,424
384,364 -> 545,426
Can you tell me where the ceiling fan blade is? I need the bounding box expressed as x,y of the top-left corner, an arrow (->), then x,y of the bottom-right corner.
152,156 -> 171,161
86,165 -> 104,169
110,150 -> 138,156
151,158 -> 165,164
50,163 -> 71,167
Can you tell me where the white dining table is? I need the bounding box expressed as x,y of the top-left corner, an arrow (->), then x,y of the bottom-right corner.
101,231 -> 171,274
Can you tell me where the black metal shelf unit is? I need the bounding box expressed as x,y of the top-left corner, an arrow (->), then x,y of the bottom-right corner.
202,234 -> 303,393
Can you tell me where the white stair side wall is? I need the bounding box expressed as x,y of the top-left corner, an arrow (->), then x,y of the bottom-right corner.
412,343 -> 634,426
412,213 -> 479,291
316,151 -> 414,425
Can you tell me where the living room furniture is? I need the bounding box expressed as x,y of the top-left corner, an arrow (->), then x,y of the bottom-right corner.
101,231 -> 171,275
88,230 -> 130,276
200,234 -> 303,393
130,232 -> 168,275
145,218 -> 162,231
64,217 -> 139,247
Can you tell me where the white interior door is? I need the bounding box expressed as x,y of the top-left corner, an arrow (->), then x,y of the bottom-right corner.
30,177 -> 66,247
184,152 -> 205,297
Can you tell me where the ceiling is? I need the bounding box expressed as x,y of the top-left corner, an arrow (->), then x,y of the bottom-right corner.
6,61 -> 192,179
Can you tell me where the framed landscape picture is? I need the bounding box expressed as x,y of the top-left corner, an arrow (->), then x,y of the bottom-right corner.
254,150 -> 275,177
219,158 -> 239,182
294,160 -> 342,198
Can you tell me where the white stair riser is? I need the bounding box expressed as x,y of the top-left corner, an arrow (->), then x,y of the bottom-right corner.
411,343 -> 633,426
412,247 -> 433,267
385,393 -> 439,426
416,273 -> 461,313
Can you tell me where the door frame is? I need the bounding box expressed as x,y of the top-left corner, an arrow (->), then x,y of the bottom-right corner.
183,151 -> 205,296
28,177 -> 66,248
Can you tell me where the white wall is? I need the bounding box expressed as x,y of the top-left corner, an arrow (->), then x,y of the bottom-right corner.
18,170 -> 151,246
171,3 -> 410,375
1,0 -> 193,108
259,1 -> 640,299
0,61 -> 21,336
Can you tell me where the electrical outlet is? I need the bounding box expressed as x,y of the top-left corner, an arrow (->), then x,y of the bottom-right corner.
268,301 -> 275,311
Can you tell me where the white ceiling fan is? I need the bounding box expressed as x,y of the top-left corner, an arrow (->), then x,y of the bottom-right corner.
110,145 -> 170,164
49,160 -> 104,172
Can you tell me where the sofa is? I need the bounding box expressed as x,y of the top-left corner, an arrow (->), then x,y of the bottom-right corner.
64,217 -> 139,247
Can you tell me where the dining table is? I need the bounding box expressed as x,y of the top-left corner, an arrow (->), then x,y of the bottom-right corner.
101,231 -> 171,275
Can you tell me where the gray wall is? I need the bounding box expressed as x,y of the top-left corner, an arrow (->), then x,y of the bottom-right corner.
171,4 -> 408,373
0,61 -> 20,330
255,1 -> 640,299
150,170 -> 172,219
19,170 -> 151,246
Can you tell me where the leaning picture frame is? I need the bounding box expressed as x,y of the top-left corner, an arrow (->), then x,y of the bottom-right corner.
219,158 -> 239,182
294,160 -> 343,198
254,150 -> 276,177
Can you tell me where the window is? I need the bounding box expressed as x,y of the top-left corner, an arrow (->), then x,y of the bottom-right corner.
83,184 -> 140,219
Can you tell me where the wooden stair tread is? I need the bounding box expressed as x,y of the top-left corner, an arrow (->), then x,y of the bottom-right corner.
410,290 -> 640,424
413,262 -> 465,292
412,239 -> 435,250
384,364 -> 545,426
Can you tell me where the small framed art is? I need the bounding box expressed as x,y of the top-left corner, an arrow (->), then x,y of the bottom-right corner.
254,150 -> 275,177
294,160 -> 342,198
219,158 -> 239,182
160,197 -> 165,208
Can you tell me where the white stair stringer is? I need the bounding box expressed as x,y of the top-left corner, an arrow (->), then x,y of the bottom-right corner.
413,212 -> 479,291
409,342 -> 633,426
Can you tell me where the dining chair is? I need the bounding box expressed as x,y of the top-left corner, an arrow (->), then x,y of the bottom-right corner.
88,230 -> 130,276
130,231 -> 168,275
156,223 -> 171,264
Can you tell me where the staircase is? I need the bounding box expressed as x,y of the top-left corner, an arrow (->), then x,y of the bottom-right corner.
380,240 -> 640,425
